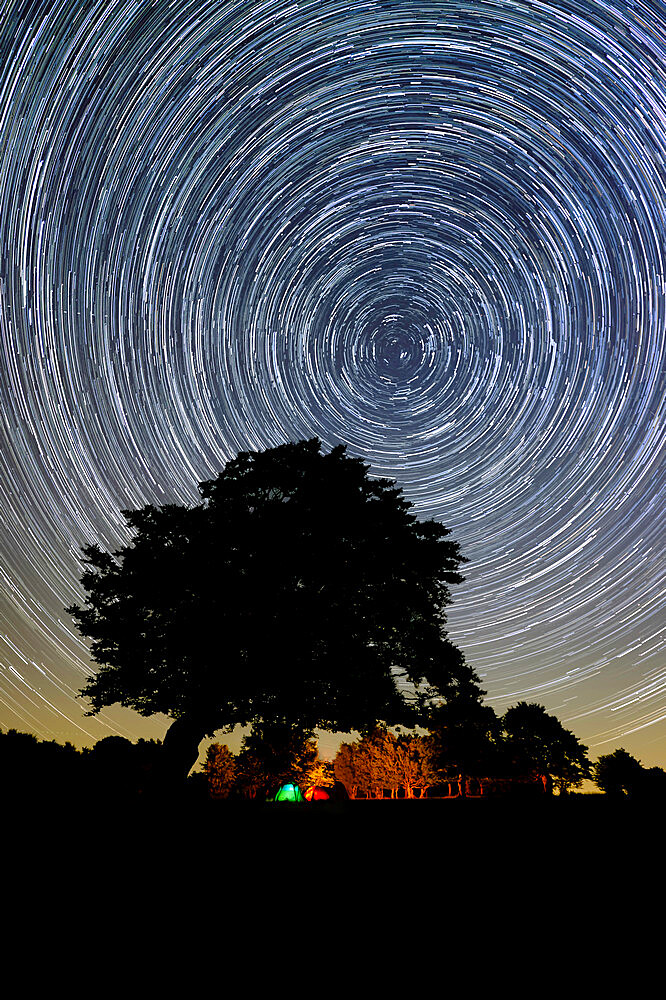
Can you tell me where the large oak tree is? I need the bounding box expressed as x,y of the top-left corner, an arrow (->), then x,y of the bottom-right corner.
68,439 -> 469,785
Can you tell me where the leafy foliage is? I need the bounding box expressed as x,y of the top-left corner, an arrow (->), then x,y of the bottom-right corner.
67,439 -> 469,779
332,692 -> 594,799
201,726 -> 326,799
236,722 -> 318,799
0,728 -> 81,799
333,727 -> 437,798
426,691 -> 501,792
502,702 -> 591,794
203,743 -> 236,799
593,748 -> 645,798
81,735 -> 163,799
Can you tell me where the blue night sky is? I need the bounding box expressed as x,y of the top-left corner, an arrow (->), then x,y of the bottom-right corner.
1,0 -> 665,765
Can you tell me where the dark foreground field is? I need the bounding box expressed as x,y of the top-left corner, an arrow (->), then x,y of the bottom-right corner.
5,793 -> 663,962
11,792 -> 664,880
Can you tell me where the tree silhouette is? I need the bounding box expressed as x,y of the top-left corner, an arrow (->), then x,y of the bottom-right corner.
82,735 -> 137,799
0,728 -> 82,800
639,766 -> 666,799
427,689 -> 501,796
502,702 -> 591,794
237,722 -> 318,799
81,736 -> 164,799
594,748 -> 644,798
67,439 -> 469,787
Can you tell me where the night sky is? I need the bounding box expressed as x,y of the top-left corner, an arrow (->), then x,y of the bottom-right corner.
1,0 -> 665,766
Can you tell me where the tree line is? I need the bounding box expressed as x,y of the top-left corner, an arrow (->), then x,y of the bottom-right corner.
201,706 -> 666,802
1,720 -> 664,802
0,729 -> 163,801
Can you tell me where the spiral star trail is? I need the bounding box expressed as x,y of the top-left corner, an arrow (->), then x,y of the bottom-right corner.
1,0 -> 665,762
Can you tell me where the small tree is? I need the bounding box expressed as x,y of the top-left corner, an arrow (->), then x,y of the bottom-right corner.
594,748 -> 644,798
302,758 -> 335,790
233,747 -> 265,800
394,734 -> 438,798
333,730 -> 390,798
503,702 -> 591,794
427,692 -> 501,796
333,741 -> 364,799
333,727 -> 436,798
203,743 -> 236,799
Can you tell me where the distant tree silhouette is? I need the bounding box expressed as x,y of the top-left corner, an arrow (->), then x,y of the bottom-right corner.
639,766 -> 666,799
502,702 -> 591,794
594,750 -> 666,801
594,748 -> 644,798
67,439 -> 469,789
0,728 -> 82,800
83,735 -> 136,798
82,735 -> 163,799
427,688 -> 501,796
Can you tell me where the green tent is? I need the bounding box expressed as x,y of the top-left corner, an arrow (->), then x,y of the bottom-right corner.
273,783 -> 305,802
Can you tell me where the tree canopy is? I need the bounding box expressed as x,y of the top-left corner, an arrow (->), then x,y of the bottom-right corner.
427,689 -> 502,794
68,439 -> 469,779
593,748 -> 646,798
502,702 -> 591,794
235,722 -> 319,799
334,727 -> 437,799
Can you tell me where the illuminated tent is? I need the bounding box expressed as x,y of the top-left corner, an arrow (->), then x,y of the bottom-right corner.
303,786 -> 331,801
273,783 -> 305,802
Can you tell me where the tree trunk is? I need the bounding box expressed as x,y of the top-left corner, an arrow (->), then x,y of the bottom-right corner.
151,716 -> 206,796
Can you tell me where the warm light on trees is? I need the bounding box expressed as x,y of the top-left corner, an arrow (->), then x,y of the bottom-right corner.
302,759 -> 335,790
203,743 -> 236,799
333,727 -> 436,798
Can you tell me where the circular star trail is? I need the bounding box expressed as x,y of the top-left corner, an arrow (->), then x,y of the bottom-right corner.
1,0 -> 665,759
